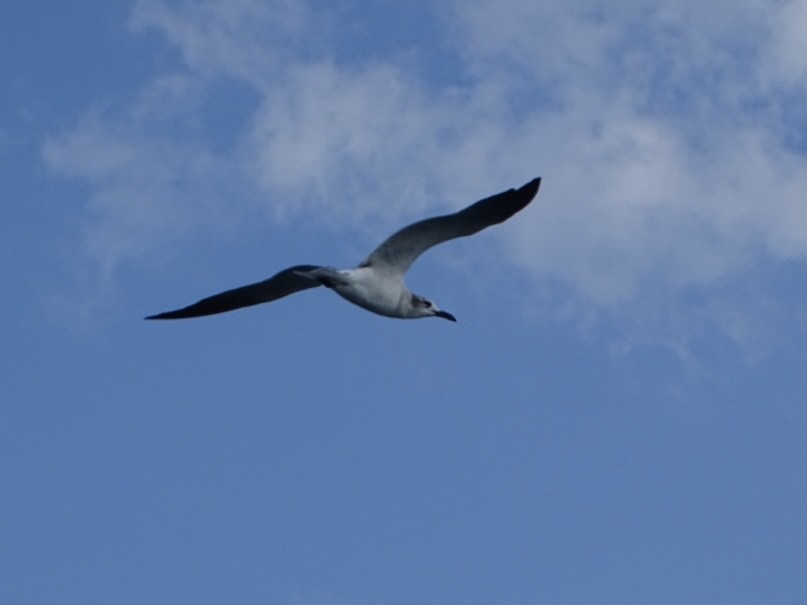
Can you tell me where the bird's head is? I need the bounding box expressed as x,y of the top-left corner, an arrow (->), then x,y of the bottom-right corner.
411,294 -> 457,322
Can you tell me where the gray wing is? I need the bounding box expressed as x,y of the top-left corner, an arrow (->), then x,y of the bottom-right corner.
362,177 -> 540,275
145,264 -> 322,319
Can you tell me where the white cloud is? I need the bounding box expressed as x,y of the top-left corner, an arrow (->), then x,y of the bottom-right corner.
44,0 -> 807,353
128,0 -> 311,86
43,77 -> 242,277
244,61 -> 457,222
765,0 -> 807,84
445,0 -> 807,353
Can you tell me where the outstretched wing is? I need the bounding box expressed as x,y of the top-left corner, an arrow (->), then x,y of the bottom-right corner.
362,178 -> 540,275
145,264 -> 322,320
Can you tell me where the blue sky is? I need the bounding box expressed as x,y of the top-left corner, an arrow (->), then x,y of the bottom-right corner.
3,0 -> 807,603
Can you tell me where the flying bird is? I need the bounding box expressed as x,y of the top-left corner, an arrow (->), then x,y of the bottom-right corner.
146,177 -> 541,323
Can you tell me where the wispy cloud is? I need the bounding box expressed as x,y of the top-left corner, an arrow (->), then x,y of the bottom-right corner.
451,0 -> 807,353
44,0 -> 807,353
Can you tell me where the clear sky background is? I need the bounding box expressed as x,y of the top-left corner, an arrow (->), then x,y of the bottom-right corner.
3,1 -> 807,603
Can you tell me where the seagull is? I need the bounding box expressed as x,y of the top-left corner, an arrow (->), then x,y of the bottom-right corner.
146,177 -> 541,323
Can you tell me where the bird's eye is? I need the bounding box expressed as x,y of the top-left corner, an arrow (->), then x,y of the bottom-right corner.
424,300 -> 433,308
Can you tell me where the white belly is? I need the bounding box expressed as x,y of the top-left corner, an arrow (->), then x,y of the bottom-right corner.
332,267 -> 408,318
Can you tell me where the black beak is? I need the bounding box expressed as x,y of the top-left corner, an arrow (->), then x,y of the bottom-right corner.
435,310 -> 457,322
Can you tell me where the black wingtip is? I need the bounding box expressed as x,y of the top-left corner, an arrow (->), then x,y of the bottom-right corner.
520,177 -> 541,200
144,310 -> 190,320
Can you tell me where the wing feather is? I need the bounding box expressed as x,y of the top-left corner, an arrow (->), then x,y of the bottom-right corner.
145,264 -> 322,320
363,178 -> 540,275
